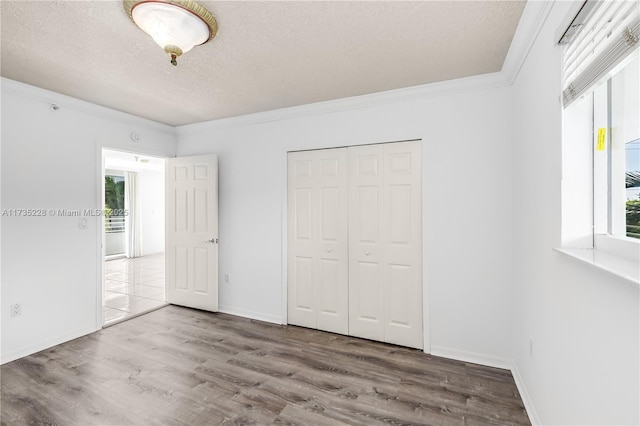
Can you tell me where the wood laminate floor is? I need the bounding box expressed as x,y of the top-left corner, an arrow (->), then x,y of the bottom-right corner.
1,306 -> 530,425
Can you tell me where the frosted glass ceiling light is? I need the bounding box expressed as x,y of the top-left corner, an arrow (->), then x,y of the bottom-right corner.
124,0 -> 218,66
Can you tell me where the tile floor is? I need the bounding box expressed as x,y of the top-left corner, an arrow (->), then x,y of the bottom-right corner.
104,253 -> 166,325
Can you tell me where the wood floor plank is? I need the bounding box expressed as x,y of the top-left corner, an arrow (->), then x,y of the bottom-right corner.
1,306 -> 530,425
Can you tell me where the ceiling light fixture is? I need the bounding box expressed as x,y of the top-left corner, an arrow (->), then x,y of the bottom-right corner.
123,0 -> 218,66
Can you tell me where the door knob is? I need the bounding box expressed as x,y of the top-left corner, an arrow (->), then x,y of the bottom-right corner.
206,238 -> 218,244
326,248 -> 332,253
365,251 -> 371,256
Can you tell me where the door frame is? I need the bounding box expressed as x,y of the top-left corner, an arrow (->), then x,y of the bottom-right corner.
95,146 -> 169,329
281,138 -> 431,353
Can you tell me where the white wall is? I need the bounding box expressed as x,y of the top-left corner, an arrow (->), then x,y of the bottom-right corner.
511,2 -> 640,424
138,168 -> 165,255
176,81 -> 515,366
0,79 -> 176,363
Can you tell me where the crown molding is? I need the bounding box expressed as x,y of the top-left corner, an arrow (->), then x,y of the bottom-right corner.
177,71 -> 509,135
501,0 -> 556,85
177,1 -> 554,134
1,78 -> 177,136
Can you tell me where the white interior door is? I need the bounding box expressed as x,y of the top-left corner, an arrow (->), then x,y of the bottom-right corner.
349,141 -> 422,348
287,149 -> 349,334
166,155 -> 218,311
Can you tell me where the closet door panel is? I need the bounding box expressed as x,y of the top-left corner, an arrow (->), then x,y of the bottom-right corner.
287,149 -> 349,334
348,144 -> 385,341
382,141 -> 423,349
288,153 -> 317,329
316,149 -> 349,334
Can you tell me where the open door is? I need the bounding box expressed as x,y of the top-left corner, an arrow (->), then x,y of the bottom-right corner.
166,154 -> 218,311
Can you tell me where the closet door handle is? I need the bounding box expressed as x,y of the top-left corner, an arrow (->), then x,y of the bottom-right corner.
326,248 -> 333,253
365,251 -> 371,256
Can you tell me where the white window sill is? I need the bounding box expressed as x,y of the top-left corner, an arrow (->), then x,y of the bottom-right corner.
554,247 -> 640,285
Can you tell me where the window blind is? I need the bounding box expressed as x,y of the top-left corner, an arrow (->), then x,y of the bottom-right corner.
562,0 -> 640,107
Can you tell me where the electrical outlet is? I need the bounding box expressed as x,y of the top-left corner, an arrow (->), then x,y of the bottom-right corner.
529,337 -> 534,356
224,273 -> 230,284
10,303 -> 22,317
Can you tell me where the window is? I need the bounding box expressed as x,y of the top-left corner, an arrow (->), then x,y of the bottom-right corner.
628,138 -> 640,238
592,54 -> 640,240
105,173 -> 126,257
559,0 -> 640,278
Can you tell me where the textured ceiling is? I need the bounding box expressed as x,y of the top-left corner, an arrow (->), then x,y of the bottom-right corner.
1,1 -> 526,126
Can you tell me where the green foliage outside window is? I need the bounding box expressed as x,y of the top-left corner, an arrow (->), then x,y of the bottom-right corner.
105,175 -> 125,233
627,199 -> 640,239
105,176 -> 125,212
627,171 -> 640,240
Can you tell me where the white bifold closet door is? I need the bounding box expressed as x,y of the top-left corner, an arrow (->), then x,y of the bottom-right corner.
348,141 -> 422,349
287,148 -> 349,335
287,141 -> 422,349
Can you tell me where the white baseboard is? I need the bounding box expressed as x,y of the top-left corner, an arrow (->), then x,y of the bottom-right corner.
511,362 -> 541,425
218,305 -> 283,325
1,325 -> 98,365
429,345 -> 539,426
430,345 -> 512,370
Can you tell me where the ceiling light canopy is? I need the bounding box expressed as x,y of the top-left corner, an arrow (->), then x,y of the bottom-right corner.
124,0 -> 218,66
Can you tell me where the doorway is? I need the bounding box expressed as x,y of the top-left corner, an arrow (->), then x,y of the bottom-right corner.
102,149 -> 167,325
